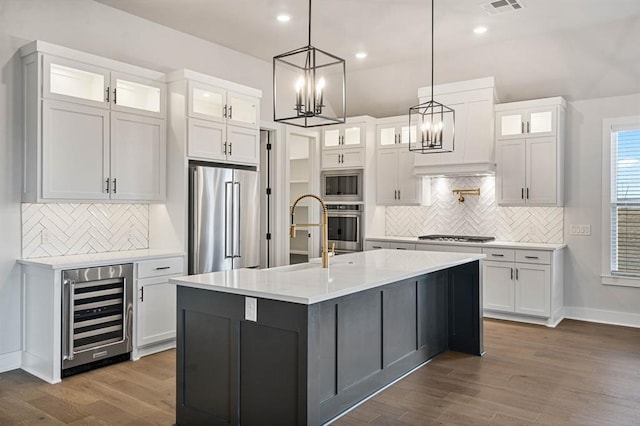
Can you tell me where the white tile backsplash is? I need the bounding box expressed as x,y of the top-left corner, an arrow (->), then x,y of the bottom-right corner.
22,203 -> 149,258
385,176 -> 563,243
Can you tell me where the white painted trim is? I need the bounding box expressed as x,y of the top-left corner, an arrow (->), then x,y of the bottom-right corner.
0,351 -> 21,373
19,40 -> 165,81
413,162 -> 496,177
601,116 -> 640,282
494,96 -> 566,111
483,311 -> 563,328
564,306 -> 640,329
602,274 -> 640,288
132,340 -> 176,361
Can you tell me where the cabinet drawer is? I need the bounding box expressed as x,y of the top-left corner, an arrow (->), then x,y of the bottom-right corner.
482,248 -> 515,262
365,241 -> 389,250
389,243 -> 416,251
515,250 -> 551,265
137,257 -> 184,278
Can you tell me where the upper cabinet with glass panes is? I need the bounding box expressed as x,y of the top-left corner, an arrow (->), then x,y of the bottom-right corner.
43,56 -> 165,118
188,80 -> 259,129
495,101 -> 558,140
322,124 -> 363,150
376,117 -> 417,149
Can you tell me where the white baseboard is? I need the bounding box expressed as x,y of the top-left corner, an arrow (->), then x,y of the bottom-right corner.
132,340 -> 176,361
483,311 -> 563,328
564,306 -> 640,328
0,351 -> 21,374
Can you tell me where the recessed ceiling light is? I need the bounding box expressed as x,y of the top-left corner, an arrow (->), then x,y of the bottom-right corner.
355,52 -> 367,59
474,26 -> 488,35
277,14 -> 291,22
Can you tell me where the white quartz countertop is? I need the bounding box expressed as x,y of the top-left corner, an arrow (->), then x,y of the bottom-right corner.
367,236 -> 566,251
17,249 -> 185,269
170,249 -> 484,305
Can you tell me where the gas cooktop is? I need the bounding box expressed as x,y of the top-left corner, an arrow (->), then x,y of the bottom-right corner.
418,234 -> 495,243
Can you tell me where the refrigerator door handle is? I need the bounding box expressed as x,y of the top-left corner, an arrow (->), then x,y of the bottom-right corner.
190,167 -> 199,274
225,181 -> 234,259
234,182 -> 241,258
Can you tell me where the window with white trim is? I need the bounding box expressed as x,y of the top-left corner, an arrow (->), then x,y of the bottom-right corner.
610,126 -> 640,276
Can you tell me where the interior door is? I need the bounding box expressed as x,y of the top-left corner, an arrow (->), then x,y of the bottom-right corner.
190,165 -> 234,274
233,169 -> 261,268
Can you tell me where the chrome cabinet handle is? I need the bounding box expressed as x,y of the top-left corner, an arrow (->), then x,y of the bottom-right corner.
229,143 -> 232,156
229,105 -> 233,119
112,178 -> 117,194
223,105 -> 227,118
65,279 -> 75,360
223,142 -> 227,155
234,182 -> 241,258
224,182 -> 233,259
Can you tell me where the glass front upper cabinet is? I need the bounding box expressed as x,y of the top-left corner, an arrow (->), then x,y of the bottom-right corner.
497,108 -> 556,139
112,74 -> 164,117
323,125 -> 362,149
227,92 -> 259,128
378,123 -> 416,147
189,82 -> 227,124
44,56 -> 109,108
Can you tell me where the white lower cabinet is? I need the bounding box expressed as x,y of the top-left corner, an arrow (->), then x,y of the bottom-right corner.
364,241 -> 416,251
482,247 -> 561,326
134,256 -> 184,358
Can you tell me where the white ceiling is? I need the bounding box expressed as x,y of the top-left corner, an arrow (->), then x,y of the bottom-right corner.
95,0 -> 640,117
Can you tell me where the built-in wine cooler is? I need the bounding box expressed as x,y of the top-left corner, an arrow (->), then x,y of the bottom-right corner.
62,263 -> 133,377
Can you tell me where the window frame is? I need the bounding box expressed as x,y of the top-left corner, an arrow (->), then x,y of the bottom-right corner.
601,116 -> 640,287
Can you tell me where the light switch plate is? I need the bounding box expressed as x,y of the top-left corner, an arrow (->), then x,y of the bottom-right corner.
245,297 -> 257,322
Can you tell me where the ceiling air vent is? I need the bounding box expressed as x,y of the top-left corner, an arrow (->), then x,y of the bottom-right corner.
481,0 -> 525,15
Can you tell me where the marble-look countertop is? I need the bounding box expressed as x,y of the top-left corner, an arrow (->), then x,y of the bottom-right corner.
170,249 -> 484,305
17,249 -> 185,269
366,236 -> 566,251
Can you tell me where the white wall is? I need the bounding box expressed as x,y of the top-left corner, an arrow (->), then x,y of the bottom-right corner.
564,93 -> 640,325
0,0 -> 272,368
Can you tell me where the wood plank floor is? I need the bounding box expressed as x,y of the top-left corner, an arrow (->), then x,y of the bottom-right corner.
1,319 -> 639,425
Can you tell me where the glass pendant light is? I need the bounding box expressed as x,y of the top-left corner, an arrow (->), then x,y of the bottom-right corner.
409,0 -> 455,153
273,0 -> 346,128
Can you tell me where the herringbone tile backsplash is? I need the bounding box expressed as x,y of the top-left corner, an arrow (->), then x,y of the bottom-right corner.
386,176 -> 564,243
22,203 -> 149,258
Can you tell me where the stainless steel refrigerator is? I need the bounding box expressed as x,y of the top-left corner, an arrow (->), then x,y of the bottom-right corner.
189,162 -> 260,275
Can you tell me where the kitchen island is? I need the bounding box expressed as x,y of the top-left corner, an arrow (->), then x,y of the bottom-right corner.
170,249 -> 484,425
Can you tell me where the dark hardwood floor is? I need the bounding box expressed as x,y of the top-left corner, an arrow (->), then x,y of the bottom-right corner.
1,319 -> 639,425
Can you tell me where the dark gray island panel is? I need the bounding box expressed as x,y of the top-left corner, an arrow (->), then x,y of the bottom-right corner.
176,260 -> 482,426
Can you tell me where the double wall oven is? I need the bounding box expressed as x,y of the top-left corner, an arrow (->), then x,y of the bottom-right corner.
322,169 -> 364,253
62,263 -> 133,376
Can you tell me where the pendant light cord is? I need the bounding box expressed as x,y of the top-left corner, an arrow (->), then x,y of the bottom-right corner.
431,0 -> 434,101
308,0 -> 312,47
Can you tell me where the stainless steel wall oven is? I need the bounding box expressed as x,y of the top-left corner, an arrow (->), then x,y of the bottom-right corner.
62,263 -> 133,377
327,204 -> 363,253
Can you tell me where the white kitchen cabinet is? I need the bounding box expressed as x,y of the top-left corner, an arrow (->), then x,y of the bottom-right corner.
322,124 -> 363,149
134,256 -> 185,358
321,148 -> 364,169
377,118 -> 416,149
495,97 -> 565,206
186,79 -> 260,165
41,100 -> 110,200
376,147 -> 429,206
110,112 -> 166,201
22,42 -> 167,202
364,241 -> 389,250
481,247 -> 562,326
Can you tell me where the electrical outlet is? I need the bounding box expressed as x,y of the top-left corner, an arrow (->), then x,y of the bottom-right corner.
570,224 -> 591,236
245,297 -> 257,322
41,229 -> 50,244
